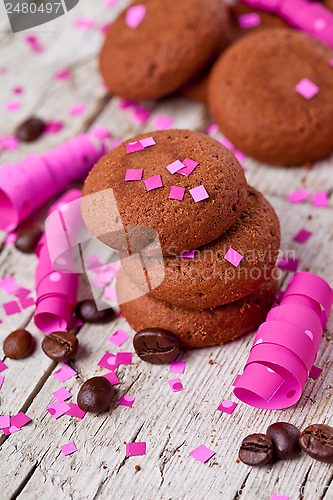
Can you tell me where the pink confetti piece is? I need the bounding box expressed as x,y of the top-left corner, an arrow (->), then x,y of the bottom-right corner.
295,78 -> 319,99
25,35 -> 43,53
217,400 -> 238,414
53,365 -> 77,383
0,376 -> 4,390
5,233 -> 17,245
19,296 -> 35,309
189,445 -> 215,464
0,135 -> 19,150
140,137 -> 156,148
178,158 -> 199,177
55,69 -> 71,80
132,105 -> 151,124
126,141 -> 144,154
3,301 -> 21,315
270,495 -> 289,500
74,18 -> 95,29
12,87 -> 24,95
103,371 -> 121,386
144,175 -> 163,191
46,401 -> 71,419
189,185 -> 209,202
98,352 -> 117,370
10,412 -> 31,429
6,101 -> 21,112
166,160 -> 184,174
108,329 -> 129,347
224,247 -> 243,267
70,103 -> 86,116
287,189 -> 310,204
278,257 -> 300,272
293,229 -> 312,243
125,4 -> 147,29
116,352 -> 132,365
0,361 -> 8,373
119,395 -> 135,408
53,387 -> 72,401
309,365 -> 323,380
178,250 -> 196,258
44,121 -> 64,134
125,169 -> 143,181
168,378 -> 184,392
169,361 -> 186,374
0,416 -> 10,429
169,186 -> 185,201
90,126 -> 111,140
0,275 -> 21,294
61,442 -> 77,456
313,191 -> 329,207
238,12 -> 261,28
126,442 -> 146,457
65,403 -> 86,419
153,115 -> 173,130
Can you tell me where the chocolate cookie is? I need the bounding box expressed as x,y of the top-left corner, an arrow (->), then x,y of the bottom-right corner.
179,70 -> 210,104
99,0 -> 229,101
82,129 -> 248,257
117,270 -> 278,348
208,29 -> 333,166
121,187 -> 280,309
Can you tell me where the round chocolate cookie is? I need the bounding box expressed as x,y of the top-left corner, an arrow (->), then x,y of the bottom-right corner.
82,129 -> 248,257
208,29 -> 333,166
121,187 -> 280,309
117,270 -> 278,348
324,0 -> 333,11
99,0 -> 229,101
179,70 -> 210,104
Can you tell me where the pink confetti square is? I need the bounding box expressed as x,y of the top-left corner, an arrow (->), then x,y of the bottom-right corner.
287,189 -> 310,204
224,247 -> 243,267
0,275 -> 20,294
189,445 -> 215,463
293,229 -> 312,243
116,352 -> 132,365
90,126 -> 111,140
295,78 -> 319,99
61,442 -> 77,456
125,169 -> 143,181
169,186 -> 185,201
169,361 -> 186,374
98,352 -> 117,370
46,401 -> 71,419
55,69 -> 71,80
53,387 -> 72,401
309,365 -> 323,380
6,101 -> 21,112
178,250 -> 195,258
0,416 -> 10,429
74,18 -> 94,29
45,121 -> 64,134
270,495 -> 289,500
0,361 -> 8,373
278,257 -> 300,272
19,296 -> 35,309
0,376 -> 4,390
0,135 -> 19,150
53,364 -> 77,383
168,378 -> 184,392
108,329 -> 129,347
238,12 -> 261,29
12,86 -> 23,95
119,395 -> 135,408
125,4 -> 146,29
103,371 -> 121,386
153,115 -> 173,130
166,160 -> 184,174
3,301 -> 21,315
70,103 -> 86,116
132,105 -> 151,124
126,141 -> 144,154
11,412 -> 31,429
126,442 -> 146,457
217,400 -> 238,414
313,191 -> 329,207
144,175 -> 163,191
189,185 -> 209,202
178,158 -> 199,176
65,403 -> 86,419
139,137 -> 156,148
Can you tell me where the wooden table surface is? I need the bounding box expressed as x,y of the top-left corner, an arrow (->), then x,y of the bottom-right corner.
0,1 -> 332,499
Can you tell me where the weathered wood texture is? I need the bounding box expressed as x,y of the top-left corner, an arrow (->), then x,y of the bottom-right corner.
0,1 -> 333,499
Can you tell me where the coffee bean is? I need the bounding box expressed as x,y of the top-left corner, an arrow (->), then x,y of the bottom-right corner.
16,117 -> 45,142
299,424 -> 333,464
42,331 -> 78,363
266,422 -> 301,459
75,300 -> 116,324
239,433 -> 274,466
3,329 -> 35,359
133,328 -> 179,364
77,376 -> 115,413
15,225 -> 43,254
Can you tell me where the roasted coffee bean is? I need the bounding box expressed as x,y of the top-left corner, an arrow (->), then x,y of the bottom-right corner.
77,376 -> 115,413
42,331 -> 78,362
16,117 -> 45,142
266,422 -> 301,460
133,328 -> 179,364
239,433 -> 274,466
3,329 -> 35,359
75,300 -> 116,324
299,424 -> 333,464
15,225 -> 43,254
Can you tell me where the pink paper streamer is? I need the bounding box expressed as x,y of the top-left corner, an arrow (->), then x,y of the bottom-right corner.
61,442 -> 77,456
53,364 -> 77,383
126,442 -> 146,457
189,445 -> 215,463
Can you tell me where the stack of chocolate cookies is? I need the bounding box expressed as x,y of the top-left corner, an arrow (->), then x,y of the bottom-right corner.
82,130 -> 280,348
